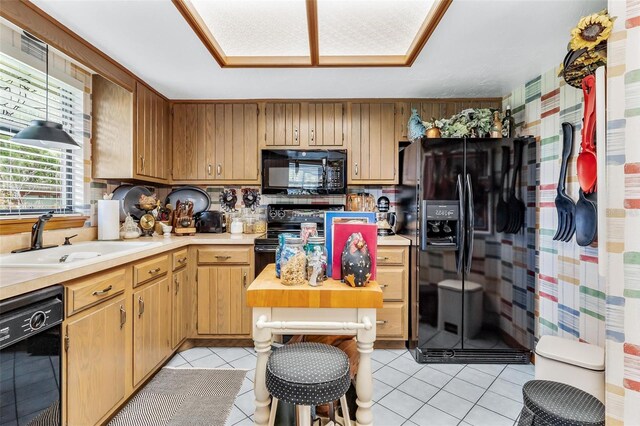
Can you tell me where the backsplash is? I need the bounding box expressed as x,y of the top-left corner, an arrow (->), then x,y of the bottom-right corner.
502,66 -> 606,349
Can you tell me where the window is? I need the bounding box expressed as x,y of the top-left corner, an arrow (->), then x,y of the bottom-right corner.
0,47 -> 85,215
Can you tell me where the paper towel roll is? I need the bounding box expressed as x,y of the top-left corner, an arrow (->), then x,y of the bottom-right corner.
98,200 -> 121,240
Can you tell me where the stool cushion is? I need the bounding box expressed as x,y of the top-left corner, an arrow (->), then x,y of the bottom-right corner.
519,380 -> 604,426
266,342 -> 350,406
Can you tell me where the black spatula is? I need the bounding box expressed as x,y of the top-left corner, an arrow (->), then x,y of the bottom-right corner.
506,139 -> 525,233
496,146 -> 510,233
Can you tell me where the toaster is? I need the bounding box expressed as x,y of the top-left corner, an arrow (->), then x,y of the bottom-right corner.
194,211 -> 225,233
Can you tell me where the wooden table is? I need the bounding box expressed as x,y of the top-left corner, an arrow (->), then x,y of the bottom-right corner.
247,264 -> 383,426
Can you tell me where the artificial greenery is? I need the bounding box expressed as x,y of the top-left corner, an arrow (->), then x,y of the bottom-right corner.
420,108 -> 501,139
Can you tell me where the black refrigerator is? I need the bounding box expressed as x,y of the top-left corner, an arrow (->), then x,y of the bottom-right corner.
397,137 -> 532,364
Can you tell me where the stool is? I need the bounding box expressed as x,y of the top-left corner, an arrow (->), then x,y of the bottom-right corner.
518,380 -> 605,426
266,342 -> 352,426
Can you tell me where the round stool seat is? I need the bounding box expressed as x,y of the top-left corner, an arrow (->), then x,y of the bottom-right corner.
266,342 -> 350,406
519,380 -> 604,426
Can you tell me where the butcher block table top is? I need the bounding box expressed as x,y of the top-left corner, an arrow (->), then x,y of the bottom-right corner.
247,264 -> 383,309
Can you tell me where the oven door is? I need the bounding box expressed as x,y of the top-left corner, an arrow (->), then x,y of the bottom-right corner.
254,244 -> 277,277
261,150 -> 346,195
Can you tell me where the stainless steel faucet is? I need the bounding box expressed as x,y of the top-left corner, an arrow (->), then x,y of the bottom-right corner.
11,211 -> 57,253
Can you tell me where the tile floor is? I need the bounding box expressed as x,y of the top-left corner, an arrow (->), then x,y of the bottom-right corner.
167,346 -> 533,426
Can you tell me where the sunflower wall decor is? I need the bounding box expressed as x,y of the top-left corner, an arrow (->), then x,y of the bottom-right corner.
559,10 -> 615,88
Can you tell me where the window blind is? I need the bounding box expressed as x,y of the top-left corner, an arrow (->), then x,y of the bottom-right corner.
0,51 -> 85,215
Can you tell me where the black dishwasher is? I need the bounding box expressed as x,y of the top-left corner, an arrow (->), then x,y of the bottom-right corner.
0,286 -> 63,426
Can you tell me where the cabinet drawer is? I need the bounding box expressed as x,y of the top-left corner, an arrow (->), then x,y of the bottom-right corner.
66,268 -> 126,315
377,266 -> 405,301
198,247 -> 251,265
376,247 -> 405,265
133,255 -> 169,287
376,302 -> 405,338
172,249 -> 188,271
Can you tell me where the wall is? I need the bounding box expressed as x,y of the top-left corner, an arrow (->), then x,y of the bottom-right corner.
502,68 -> 607,348
604,0 -> 640,424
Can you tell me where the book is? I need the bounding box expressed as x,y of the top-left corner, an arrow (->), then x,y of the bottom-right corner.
331,222 -> 378,281
324,211 -> 376,276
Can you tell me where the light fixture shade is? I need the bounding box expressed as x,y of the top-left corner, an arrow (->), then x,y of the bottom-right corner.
11,120 -> 80,150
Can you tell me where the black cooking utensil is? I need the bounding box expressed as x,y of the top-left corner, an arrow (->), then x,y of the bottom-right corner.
506,139 -> 525,233
553,123 -> 577,242
496,146 -> 511,233
576,189 -> 597,246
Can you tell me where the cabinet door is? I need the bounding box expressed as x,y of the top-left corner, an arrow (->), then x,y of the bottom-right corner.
216,103 -> 259,181
264,102 -> 301,146
308,103 -> 345,146
197,266 -> 252,335
349,103 -> 396,183
136,82 -> 169,181
133,277 -> 171,386
172,103 -> 206,180
171,267 -> 190,348
66,296 -> 126,426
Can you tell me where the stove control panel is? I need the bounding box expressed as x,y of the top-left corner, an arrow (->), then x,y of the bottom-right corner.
267,204 -> 344,224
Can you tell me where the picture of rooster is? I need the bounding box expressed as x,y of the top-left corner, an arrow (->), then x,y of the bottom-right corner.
341,232 -> 372,287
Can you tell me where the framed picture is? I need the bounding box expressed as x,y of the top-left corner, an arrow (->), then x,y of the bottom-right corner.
324,211 -> 376,276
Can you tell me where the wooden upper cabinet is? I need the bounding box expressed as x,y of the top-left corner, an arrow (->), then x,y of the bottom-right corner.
263,102 -> 345,148
349,103 -> 397,183
307,103 -> 345,147
135,82 -> 169,181
264,102 -> 301,147
395,99 -> 503,141
92,75 -> 169,184
172,103 -> 259,183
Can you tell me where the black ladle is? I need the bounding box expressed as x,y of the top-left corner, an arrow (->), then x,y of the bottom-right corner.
575,189 -> 597,246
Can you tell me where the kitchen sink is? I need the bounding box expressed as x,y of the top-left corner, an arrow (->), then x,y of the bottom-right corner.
0,241 -> 163,269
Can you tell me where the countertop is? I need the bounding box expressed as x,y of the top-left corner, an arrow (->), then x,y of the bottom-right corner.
0,233 -> 409,301
247,264 -> 383,309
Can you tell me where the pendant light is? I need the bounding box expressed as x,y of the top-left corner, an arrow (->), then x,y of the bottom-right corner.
11,40 -> 80,150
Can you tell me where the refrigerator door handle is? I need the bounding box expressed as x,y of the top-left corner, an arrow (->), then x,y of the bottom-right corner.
465,173 -> 475,274
456,174 -> 465,274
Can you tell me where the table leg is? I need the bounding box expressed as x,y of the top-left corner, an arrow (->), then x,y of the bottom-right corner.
355,310 -> 375,426
253,309 -> 272,426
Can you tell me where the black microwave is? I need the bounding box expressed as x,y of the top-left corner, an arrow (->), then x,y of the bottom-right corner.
261,149 -> 347,195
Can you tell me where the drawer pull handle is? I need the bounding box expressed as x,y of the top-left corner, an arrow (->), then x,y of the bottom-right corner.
377,256 -> 390,261
148,267 -> 161,275
215,255 -> 231,260
138,297 -> 145,317
379,284 -> 388,289
120,306 -> 126,329
376,320 -> 387,325
243,272 -> 248,288
178,257 -> 187,264
92,285 -> 113,296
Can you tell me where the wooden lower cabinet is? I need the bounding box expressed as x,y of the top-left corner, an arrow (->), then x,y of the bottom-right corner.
197,265 -> 252,336
171,266 -> 191,348
375,246 -> 409,340
65,295 -> 126,426
133,276 -> 171,386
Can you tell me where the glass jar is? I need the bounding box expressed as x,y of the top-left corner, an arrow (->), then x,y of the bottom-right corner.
243,216 -> 256,234
230,217 -> 244,234
280,237 -> 307,286
254,207 -> 267,234
300,222 -> 318,245
275,232 -> 299,278
306,236 -> 327,286
225,212 -> 240,233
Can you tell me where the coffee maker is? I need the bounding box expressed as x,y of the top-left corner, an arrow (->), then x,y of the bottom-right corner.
376,196 -> 397,236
